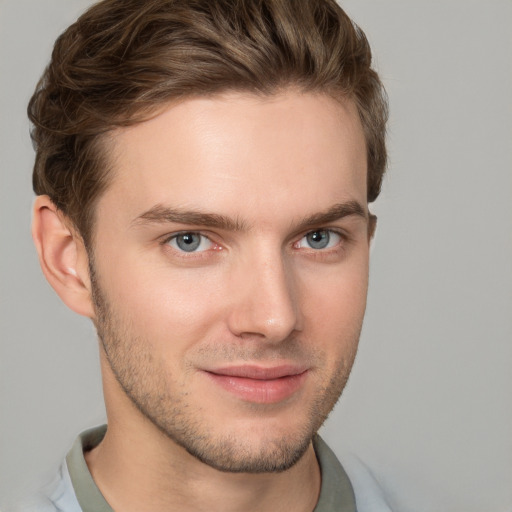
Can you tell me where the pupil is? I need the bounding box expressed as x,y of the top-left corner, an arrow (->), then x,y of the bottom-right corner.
307,230 -> 329,249
176,233 -> 201,252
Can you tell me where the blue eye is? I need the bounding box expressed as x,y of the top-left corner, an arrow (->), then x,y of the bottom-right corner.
167,232 -> 213,252
297,230 -> 341,250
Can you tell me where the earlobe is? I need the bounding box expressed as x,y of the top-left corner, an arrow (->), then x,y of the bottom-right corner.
368,214 -> 377,241
32,195 -> 95,318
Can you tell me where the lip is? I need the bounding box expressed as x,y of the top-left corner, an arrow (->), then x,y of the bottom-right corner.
203,364 -> 309,404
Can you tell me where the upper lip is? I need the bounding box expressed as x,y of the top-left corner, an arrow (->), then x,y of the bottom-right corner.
206,364 -> 308,380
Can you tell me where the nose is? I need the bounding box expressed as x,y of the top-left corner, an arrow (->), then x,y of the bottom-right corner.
226,252 -> 302,343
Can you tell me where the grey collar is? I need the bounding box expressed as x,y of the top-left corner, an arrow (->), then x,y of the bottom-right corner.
66,425 -> 356,512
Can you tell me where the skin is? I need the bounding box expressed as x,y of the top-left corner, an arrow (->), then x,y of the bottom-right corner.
32,89 -> 373,512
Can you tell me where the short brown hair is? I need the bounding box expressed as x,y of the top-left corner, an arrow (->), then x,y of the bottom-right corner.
28,0 -> 388,247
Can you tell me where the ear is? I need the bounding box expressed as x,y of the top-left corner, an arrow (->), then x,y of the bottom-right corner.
32,195 -> 95,318
368,213 -> 377,241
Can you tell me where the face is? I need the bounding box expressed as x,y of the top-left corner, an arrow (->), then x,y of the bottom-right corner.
90,90 -> 370,473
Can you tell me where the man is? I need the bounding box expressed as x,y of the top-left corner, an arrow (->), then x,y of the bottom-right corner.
23,0 -> 389,510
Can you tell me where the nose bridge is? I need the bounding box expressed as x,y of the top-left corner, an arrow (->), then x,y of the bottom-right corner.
227,244 -> 301,342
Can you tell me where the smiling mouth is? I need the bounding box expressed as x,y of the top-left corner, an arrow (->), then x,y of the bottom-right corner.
203,365 -> 309,404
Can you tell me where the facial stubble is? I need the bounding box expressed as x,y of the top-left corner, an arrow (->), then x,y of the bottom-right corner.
89,261 -> 361,474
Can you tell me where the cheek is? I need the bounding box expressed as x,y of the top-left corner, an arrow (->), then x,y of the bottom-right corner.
97,251 -> 227,351
300,256 -> 369,344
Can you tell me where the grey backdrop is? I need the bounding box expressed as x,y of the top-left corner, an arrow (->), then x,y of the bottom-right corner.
1,1 -> 511,511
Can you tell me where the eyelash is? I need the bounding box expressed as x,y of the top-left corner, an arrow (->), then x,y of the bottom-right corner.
161,231 -> 220,257
293,229 -> 346,251
161,228 -> 347,256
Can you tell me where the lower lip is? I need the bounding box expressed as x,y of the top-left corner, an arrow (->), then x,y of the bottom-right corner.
205,371 -> 308,404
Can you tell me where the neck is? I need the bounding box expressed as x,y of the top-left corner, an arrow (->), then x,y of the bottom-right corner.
85,417 -> 321,512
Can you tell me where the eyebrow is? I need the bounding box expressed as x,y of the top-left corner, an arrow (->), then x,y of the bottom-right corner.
131,200 -> 367,232
297,201 -> 367,230
131,204 -> 247,231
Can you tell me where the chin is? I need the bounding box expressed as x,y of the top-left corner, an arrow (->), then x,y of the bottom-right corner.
174,428 -> 315,473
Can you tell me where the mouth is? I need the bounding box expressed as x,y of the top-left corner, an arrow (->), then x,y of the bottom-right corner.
203,364 -> 309,404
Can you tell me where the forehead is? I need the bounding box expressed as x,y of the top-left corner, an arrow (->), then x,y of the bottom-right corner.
100,90 -> 367,225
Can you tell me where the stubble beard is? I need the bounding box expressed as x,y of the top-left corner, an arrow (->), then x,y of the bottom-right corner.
89,264 -> 360,474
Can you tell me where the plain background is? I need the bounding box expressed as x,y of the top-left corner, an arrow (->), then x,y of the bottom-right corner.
1,1 -> 511,511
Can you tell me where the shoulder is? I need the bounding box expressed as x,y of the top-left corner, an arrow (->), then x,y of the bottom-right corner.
339,453 -> 394,512
314,435 -> 393,512
5,494 -> 59,512
6,461 -> 82,512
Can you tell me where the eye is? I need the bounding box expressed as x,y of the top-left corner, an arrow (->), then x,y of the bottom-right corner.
295,229 -> 342,250
167,232 -> 214,253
